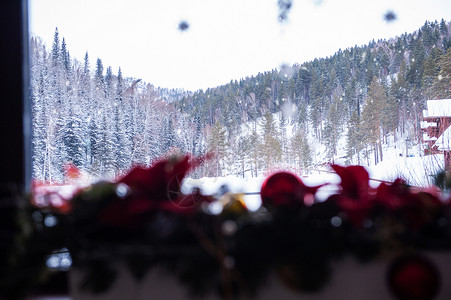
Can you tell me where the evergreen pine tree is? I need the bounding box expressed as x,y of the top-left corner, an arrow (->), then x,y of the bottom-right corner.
63,105 -> 84,168
433,48 -> 451,98
346,111 -> 363,164
297,66 -> 311,103
114,67 -> 132,172
95,58 -> 104,86
291,129 -> 312,171
260,111 -> 282,170
61,37 -> 70,72
422,47 -> 443,99
30,39 -> 51,181
51,28 -> 60,67
161,116 -> 177,154
322,96 -> 341,159
440,19 -> 449,36
236,135 -> 251,178
207,121 -> 228,177
361,77 -> 388,164
248,128 -> 261,177
105,66 -> 113,98
83,52 -> 90,73
406,40 -> 426,89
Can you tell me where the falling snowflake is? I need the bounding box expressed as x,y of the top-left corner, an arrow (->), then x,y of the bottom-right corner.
384,10 -> 397,23
277,0 -> 292,23
178,20 -> 189,32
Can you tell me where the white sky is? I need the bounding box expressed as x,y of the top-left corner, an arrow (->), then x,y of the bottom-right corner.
29,0 -> 451,91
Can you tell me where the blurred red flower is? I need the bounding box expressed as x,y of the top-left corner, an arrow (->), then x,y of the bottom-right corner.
98,155 -> 207,228
328,164 -> 374,227
261,171 -> 322,208
375,179 -> 410,211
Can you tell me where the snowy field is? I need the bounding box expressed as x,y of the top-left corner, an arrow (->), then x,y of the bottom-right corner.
182,120 -> 446,211
35,146 -> 445,213
182,152 -> 445,211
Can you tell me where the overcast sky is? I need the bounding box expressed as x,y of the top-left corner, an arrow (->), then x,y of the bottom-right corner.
29,0 -> 451,91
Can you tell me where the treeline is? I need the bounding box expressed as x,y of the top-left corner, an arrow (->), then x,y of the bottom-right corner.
31,20 -> 451,182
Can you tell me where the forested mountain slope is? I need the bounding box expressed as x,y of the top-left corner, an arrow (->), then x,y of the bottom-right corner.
31,20 -> 451,182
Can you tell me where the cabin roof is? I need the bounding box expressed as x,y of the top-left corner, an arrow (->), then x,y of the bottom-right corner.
423,99 -> 451,118
434,126 -> 451,151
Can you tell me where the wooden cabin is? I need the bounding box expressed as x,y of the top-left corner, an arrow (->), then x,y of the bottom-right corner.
422,99 -> 451,169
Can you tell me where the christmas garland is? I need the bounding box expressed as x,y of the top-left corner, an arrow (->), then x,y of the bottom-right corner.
2,154 -> 451,300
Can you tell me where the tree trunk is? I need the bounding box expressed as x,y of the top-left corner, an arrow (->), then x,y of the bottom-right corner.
393,121 -> 397,148
374,144 -> 378,165
378,140 -> 383,162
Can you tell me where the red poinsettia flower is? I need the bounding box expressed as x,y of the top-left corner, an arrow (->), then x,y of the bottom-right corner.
328,164 -> 374,227
98,154 -> 208,228
330,164 -> 371,200
376,179 -> 444,230
375,179 -> 411,211
402,191 -> 443,231
260,171 -> 322,208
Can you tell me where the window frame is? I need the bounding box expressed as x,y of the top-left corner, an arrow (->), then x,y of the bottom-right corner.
0,0 -> 31,196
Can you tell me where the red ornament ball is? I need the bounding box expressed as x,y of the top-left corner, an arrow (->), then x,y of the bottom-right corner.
387,254 -> 440,300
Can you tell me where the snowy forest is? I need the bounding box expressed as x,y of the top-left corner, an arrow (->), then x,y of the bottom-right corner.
31,20 -> 451,183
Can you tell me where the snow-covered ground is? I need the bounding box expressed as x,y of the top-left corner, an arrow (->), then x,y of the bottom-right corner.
33,140 -> 446,212
183,116 -> 446,210
183,148 -> 445,211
